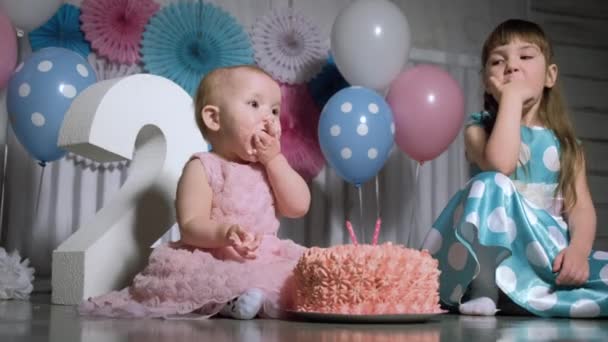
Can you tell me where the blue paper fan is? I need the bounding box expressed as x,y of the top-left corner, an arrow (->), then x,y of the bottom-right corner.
141,1 -> 253,96
28,4 -> 91,58
307,55 -> 349,109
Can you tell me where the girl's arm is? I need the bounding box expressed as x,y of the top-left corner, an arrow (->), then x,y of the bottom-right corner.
553,154 -> 597,286
264,153 -> 311,218
464,94 -> 522,175
176,160 -> 230,248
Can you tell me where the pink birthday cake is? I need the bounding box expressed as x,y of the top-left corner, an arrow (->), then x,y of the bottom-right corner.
292,243 -> 443,315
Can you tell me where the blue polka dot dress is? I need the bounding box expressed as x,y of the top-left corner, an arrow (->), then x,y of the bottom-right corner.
422,112 -> 608,318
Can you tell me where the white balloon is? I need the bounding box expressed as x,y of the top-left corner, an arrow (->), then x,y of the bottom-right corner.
331,0 -> 411,92
0,0 -> 62,32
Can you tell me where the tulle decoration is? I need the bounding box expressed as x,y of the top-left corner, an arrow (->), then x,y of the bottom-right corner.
87,52 -> 142,81
66,152 -> 130,171
0,247 -> 35,300
80,0 -> 159,65
279,83 -> 325,181
307,55 -> 349,109
141,2 -> 253,96
28,4 -> 91,58
251,8 -> 327,84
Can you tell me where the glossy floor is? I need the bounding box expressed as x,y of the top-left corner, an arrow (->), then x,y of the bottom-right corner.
1,294 -> 607,342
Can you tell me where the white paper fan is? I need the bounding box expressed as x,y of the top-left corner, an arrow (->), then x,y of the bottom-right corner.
251,8 -> 328,84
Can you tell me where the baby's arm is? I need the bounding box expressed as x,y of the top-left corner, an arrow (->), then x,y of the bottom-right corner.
265,154 -> 311,218
176,160 -> 260,256
253,121 -> 310,218
553,154 -> 597,286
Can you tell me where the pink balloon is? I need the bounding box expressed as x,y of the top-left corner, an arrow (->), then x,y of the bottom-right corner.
0,10 -> 18,89
386,64 -> 465,163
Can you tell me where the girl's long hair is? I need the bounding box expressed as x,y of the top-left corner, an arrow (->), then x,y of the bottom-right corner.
481,19 -> 582,211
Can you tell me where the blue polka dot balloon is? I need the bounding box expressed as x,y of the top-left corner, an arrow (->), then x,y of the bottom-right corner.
7,47 -> 96,165
318,86 -> 394,186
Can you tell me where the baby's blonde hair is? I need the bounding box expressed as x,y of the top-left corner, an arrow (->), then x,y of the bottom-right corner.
193,65 -> 274,137
481,19 -> 583,211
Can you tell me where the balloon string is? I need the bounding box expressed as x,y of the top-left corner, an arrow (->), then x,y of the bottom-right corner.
407,163 -> 420,248
34,163 -> 46,216
358,186 -> 364,244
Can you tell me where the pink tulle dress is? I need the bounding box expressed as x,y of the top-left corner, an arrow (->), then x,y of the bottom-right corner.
80,152 -> 306,318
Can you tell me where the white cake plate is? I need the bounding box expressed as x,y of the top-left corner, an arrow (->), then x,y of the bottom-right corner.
285,311 -> 442,323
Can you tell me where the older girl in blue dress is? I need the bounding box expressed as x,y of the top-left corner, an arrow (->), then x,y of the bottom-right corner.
422,19 -> 608,317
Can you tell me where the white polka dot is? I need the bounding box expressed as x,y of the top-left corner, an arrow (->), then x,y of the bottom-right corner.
341,148 -> 352,159
367,148 -> 378,159
527,286 -> 557,311
453,204 -> 464,225
543,146 -> 560,172
330,125 -> 341,136
15,62 -> 24,73
357,123 -> 368,136
519,143 -> 531,166
448,242 -> 468,270
548,226 -> 567,250
422,228 -> 442,255
31,112 -> 45,126
526,242 -> 549,267
340,102 -> 352,113
460,222 -> 476,243
524,205 -> 538,225
465,212 -> 479,226
18,83 -> 30,97
496,266 -> 517,293
494,173 -> 514,196
60,84 -> 77,98
38,60 -> 53,72
449,284 -> 463,303
600,265 -> 608,285
570,299 -> 600,318
390,123 -> 395,135
76,64 -> 89,77
487,207 -> 517,243
469,180 -> 485,198
592,251 -> 608,261
368,103 -> 379,114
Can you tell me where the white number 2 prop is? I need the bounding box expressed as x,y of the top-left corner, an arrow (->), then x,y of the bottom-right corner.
51,74 -> 206,305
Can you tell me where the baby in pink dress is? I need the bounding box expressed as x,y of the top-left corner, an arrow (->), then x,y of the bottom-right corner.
80,65 -> 311,319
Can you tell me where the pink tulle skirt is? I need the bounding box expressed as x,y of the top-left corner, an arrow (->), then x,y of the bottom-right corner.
80,235 -> 306,318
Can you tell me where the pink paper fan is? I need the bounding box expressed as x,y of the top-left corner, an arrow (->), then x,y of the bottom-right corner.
81,0 -> 159,65
279,83 -> 325,180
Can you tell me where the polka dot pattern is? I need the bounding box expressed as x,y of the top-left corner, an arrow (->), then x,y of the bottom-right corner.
570,299 -> 600,318
526,241 -> 549,267
431,116 -> 608,318
38,60 -> 53,72
318,86 -> 394,185
494,173 -> 514,196
487,207 -> 517,243
543,146 -> 560,172
18,83 -> 31,97
496,265 -> 517,293
527,286 -> 557,311
448,242 -> 468,270
31,112 -> 45,127
469,180 -> 485,198
6,47 -> 96,163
